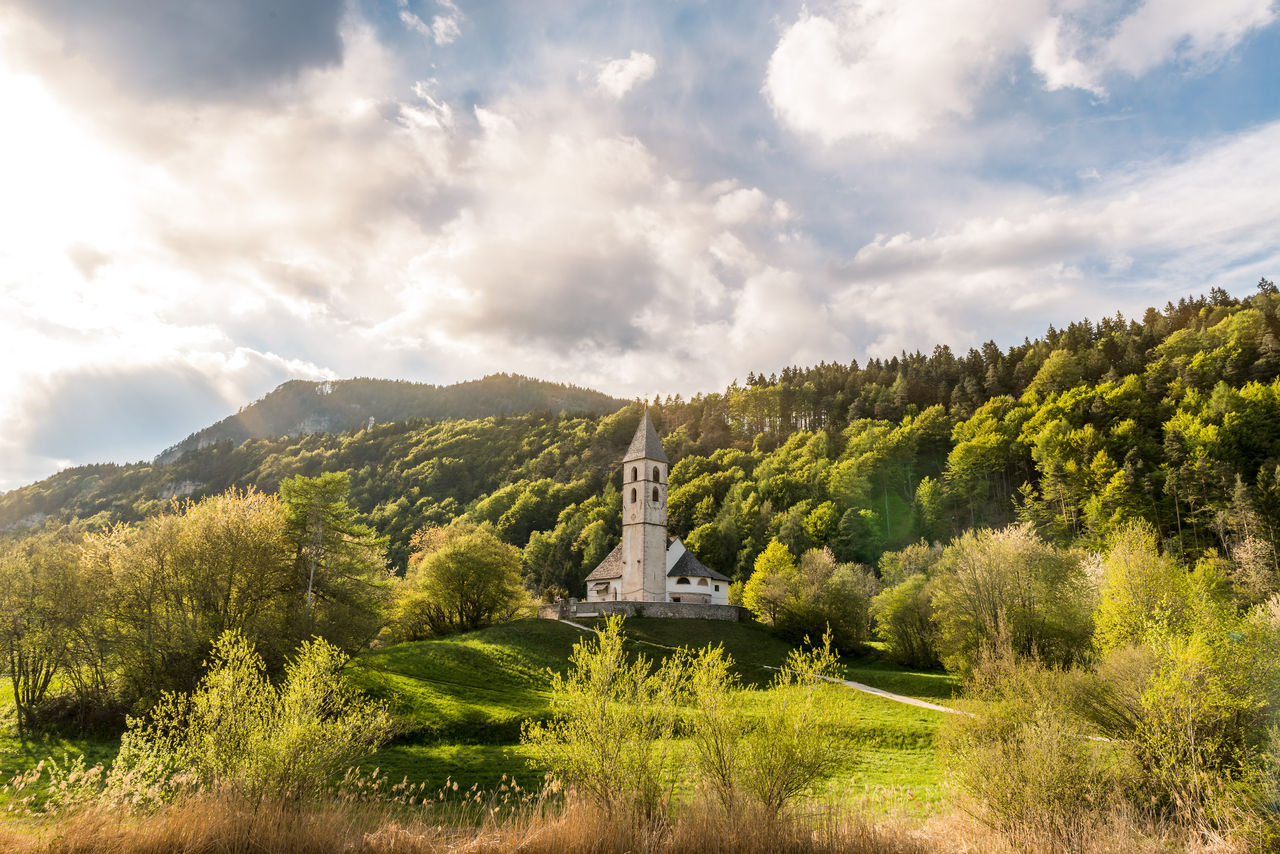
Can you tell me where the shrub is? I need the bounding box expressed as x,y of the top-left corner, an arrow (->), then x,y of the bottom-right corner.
106,630 -> 395,807
388,524 -> 529,640
1128,608 -> 1280,837
739,634 -> 845,816
685,631 -> 846,819
522,616 -> 685,820
869,573 -> 939,668
930,524 -> 1093,674
744,542 -> 880,649
938,640 -> 1120,846
1094,521 -> 1195,652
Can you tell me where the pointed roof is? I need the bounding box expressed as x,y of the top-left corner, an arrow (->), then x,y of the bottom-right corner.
666,538 -> 732,582
623,410 -> 668,463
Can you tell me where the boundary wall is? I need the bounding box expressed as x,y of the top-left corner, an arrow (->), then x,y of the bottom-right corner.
537,599 -> 750,622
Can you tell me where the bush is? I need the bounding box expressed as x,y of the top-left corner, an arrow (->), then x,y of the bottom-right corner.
1128,609 -> 1280,837
743,542 -> 880,649
938,639 -> 1120,846
522,616 -> 685,820
869,574 -> 939,668
684,631 -> 846,819
105,630 -> 395,807
930,524 -> 1093,674
388,524 -> 530,640
1094,521 -> 1195,652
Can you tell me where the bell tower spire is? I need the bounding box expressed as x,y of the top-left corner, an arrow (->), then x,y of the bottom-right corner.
620,410 -> 668,601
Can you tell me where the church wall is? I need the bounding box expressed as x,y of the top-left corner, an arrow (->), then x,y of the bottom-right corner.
667,574 -> 729,605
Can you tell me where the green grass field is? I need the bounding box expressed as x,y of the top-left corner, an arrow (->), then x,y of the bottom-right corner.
352,617 -> 958,811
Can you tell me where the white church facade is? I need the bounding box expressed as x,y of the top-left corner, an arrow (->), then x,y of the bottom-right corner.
582,412 -> 732,606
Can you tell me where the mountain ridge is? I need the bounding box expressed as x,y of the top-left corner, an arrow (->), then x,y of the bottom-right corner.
155,373 -> 627,464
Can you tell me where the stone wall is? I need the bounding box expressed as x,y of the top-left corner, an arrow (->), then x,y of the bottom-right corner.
538,599 -> 751,622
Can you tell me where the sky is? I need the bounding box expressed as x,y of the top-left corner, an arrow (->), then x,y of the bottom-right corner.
2,0 -> 1279,492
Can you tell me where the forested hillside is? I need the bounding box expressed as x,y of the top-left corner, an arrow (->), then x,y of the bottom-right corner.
156,373 -> 625,462
5,280 -> 1280,596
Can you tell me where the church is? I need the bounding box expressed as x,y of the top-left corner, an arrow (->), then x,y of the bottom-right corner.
582,412 -> 732,605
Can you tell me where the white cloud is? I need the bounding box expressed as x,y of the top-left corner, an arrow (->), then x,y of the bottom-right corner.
398,0 -> 462,46
766,0 -> 1277,144
765,0 -> 1046,144
713,187 -> 769,224
595,51 -> 657,99
836,121 -> 1280,352
1102,0 -> 1274,77
431,0 -> 463,45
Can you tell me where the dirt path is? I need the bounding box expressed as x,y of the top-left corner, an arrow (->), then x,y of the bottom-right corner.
814,673 -> 966,715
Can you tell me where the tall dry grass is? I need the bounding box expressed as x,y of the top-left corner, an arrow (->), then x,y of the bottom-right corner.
0,792 -> 1253,854
0,793 -> 931,854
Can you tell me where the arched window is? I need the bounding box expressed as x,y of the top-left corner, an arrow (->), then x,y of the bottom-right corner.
697,578 -> 708,586
675,577 -> 691,585
653,466 -> 660,482
630,488 -> 637,503
631,466 -> 638,481
652,486 -> 659,502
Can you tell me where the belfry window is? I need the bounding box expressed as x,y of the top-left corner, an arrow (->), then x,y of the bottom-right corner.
653,466 -> 660,482
631,466 -> 638,481
652,486 -> 659,502
631,488 -> 637,503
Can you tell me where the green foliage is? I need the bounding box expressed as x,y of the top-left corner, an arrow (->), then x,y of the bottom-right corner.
84,488 -> 300,703
0,533 -> 98,730
742,539 -> 797,624
870,574 -> 939,668
930,525 -> 1094,674
525,619 -> 853,823
939,643 -> 1120,843
1123,597 -> 1280,833
1094,521 -> 1197,652
521,617 -> 684,819
388,524 -> 529,640
762,547 -> 881,648
12,285 -> 1280,594
105,630 -> 394,807
686,632 -> 848,819
281,472 -> 390,649
740,633 -> 847,815
0,485 -> 390,725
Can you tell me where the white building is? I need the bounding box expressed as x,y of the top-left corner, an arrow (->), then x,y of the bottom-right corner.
584,412 -> 731,605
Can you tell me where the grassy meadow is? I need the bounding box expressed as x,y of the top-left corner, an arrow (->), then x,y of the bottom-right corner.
348,617 -> 956,813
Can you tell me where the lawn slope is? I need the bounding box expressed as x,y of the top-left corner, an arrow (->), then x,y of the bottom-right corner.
352,617 -> 958,805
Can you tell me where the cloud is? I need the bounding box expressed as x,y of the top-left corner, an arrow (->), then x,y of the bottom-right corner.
765,0 -> 1277,144
2,0 -> 1279,495
835,120 -> 1280,352
1102,0 -> 1275,77
6,0 -> 346,101
596,51 -> 657,99
714,187 -> 769,224
765,0 -> 1043,144
398,0 -> 463,46
0,346 -> 336,490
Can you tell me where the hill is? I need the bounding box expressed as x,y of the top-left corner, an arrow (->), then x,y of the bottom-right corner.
156,374 -> 626,463
348,618 -> 955,803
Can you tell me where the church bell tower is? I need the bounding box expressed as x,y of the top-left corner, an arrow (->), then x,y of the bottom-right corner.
620,411 -> 668,601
